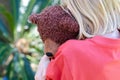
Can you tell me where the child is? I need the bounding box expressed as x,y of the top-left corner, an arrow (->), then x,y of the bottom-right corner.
30,0 -> 120,80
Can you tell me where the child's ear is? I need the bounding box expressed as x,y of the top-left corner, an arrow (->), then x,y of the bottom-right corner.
29,14 -> 39,24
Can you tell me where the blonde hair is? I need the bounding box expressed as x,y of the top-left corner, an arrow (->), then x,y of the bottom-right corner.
60,0 -> 120,39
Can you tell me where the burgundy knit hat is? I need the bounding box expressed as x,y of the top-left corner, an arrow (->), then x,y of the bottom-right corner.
29,5 -> 79,44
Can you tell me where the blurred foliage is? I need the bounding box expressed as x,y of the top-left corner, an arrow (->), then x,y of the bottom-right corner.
0,0 -> 59,80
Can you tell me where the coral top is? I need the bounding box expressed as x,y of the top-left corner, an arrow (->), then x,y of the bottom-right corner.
46,36 -> 120,80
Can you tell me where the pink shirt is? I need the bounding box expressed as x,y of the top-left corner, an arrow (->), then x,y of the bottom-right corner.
46,36 -> 120,80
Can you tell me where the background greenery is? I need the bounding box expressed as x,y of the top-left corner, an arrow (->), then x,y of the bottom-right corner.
0,0 -> 59,80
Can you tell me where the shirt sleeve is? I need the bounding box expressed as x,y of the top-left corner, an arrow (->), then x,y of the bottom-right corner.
46,50 -> 73,80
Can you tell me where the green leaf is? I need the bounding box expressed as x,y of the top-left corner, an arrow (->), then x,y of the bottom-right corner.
14,0 -> 36,39
21,0 -> 36,27
36,0 -> 51,13
10,0 -> 20,24
0,42 -> 12,64
23,57 -> 35,80
6,52 -> 27,80
0,4 -> 15,40
0,20 -> 13,43
6,59 -> 14,80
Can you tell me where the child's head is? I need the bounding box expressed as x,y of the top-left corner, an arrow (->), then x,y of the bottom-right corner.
61,0 -> 120,39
